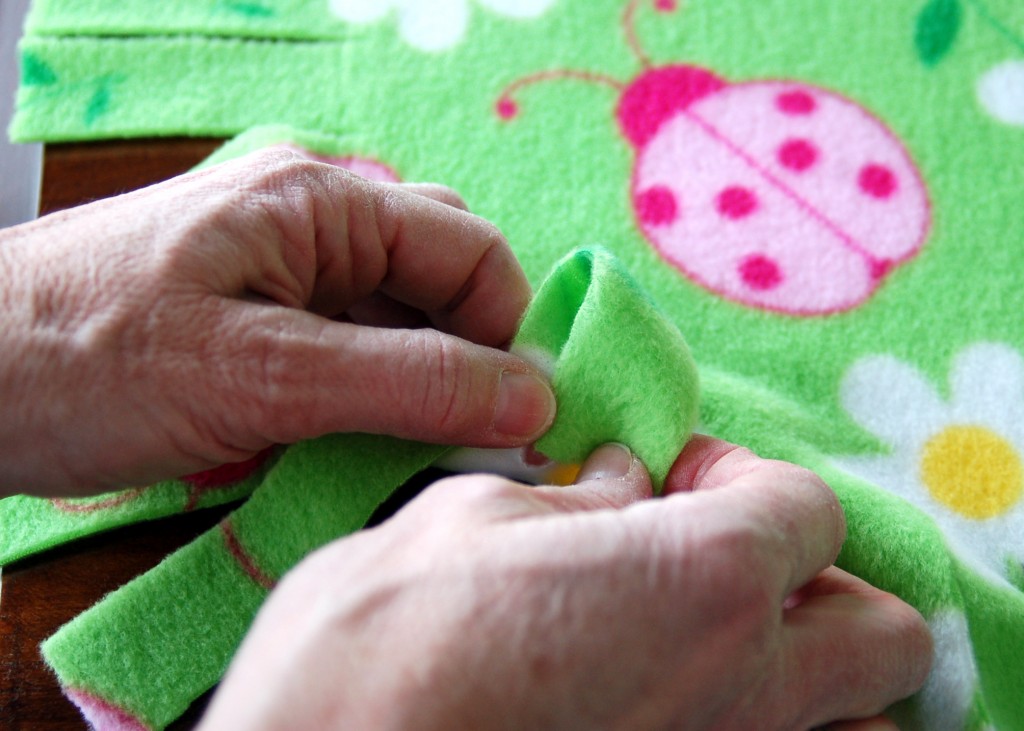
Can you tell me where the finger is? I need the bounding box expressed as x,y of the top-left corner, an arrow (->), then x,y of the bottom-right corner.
659,455 -> 846,598
296,154 -> 531,347
203,150 -> 532,349
570,443 -> 653,507
531,444 -> 653,512
369,188 -> 530,347
664,434 -> 768,494
216,302 -> 555,448
783,568 -> 933,728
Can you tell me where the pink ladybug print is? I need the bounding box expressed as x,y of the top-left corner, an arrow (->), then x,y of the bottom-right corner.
498,0 -> 931,316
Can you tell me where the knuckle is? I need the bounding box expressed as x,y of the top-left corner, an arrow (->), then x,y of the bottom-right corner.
224,148 -> 323,202
235,323 -> 315,441
179,150 -> 333,252
374,184 -> 404,221
245,145 -> 308,171
407,332 -> 477,439
413,473 -> 529,518
174,414 -> 259,468
782,462 -> 835,500
245,146 -> 319,181
644,500 -> 774,606
682,504 -> 783,607
682,439 -> 759,490
434,473 -> 525,503
239,148 -> 353,209
722,444 -> 759,465
880,594 -> 934,674
479,220 -> 510,255
423,183 -> 469,211
698,504 -> 770,561
752,461 -> 846,551
787,463 -> 846,541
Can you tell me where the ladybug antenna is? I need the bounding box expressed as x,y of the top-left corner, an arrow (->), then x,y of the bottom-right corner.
623,0 -> 681,69
496,70 -> 624,120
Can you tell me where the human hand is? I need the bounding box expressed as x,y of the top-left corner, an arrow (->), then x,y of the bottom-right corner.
199,437 -> 932,731
0,149 -> 554,497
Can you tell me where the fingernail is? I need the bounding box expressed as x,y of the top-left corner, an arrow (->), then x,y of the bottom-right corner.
493,372 -> 556,439
576,443 -> 633,482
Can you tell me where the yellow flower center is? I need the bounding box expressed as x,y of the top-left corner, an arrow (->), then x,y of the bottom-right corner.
546,463 -> 581,487
920,425 -> 1023,519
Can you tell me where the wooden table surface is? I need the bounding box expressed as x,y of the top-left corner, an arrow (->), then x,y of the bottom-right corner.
35,138 -> 223,217
1,138 -> 249,730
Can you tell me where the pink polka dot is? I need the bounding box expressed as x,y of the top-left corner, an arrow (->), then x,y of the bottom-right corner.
739,254 -> 784,291
636,185 -> 679,226
776,90 -> 817,115
859,164 -> 898,199
655,0 -> 677,10
496,97 -> 518,120
778,139 -> 819,172
717,186 -> 759,219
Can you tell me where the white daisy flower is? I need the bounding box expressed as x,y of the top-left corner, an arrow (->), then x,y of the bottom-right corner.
327,0 -> 558,52
837,342 -> 1024,586
977,60 -> 1024,127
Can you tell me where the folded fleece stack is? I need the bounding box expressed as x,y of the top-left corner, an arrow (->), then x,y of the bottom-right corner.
6,0 -> 1024,729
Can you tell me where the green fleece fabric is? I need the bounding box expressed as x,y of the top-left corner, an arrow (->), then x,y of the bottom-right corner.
5,0 -> 1024,728
0,451 -> 275,565
518,248 -> 698,490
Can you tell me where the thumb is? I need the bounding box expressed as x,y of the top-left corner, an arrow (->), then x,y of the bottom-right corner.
214,304 -> 556,449
532,444 -> 654,512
